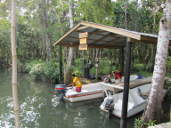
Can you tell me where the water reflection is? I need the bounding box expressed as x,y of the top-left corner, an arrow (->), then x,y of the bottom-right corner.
0,72 -> 135,128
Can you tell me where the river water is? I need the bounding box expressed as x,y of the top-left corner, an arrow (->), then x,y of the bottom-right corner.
0,71 -> 136,128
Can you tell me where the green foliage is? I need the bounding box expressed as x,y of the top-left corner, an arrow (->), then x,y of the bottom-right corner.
0,0 -> 168,83
25,60 -> 43,72
72,58 -> 84,76
134,118 -> 144,128
98,58 -> 116,75
134,64 -> 145,72
75,0 -> 114,25
72,58 -> 116,77
25,60 -> 59,82
90,58 -> 116,75
167,56 -> 171,72
43,60 -> 59,80
134,118 -> 156,128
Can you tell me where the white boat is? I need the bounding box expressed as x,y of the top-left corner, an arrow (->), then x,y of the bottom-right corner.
64,82 -> 107,102
63,75 -> 142,102
100,83 -> 151,118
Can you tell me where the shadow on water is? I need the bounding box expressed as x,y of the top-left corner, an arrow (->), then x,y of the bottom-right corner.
0,71 -> 138,128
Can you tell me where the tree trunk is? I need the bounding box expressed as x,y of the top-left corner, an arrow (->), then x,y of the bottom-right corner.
124,0 -> 128,29
143,0 -> 171,122
41,0 -> 51,60
64,0 -> 74,84
11,0 -> 20,127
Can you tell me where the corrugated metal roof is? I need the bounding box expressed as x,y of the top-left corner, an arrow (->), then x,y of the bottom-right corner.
53,21 -> 171,48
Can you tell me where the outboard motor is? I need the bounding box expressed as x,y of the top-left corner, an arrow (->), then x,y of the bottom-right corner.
104,98 -> 114,119
103,90 -> 114,119
54,84 -> 67,101
105,98 -> 114,110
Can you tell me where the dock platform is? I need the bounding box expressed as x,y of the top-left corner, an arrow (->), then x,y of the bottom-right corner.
148,122 -> 171,128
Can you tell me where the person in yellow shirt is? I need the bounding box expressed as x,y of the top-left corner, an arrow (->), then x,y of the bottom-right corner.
71,73 -> 82,92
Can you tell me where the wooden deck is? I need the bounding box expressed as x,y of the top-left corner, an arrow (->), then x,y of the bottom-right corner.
148,122 -> 171,128
105,77 -> 152,90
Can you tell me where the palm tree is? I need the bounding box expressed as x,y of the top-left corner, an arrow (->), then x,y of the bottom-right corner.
143,0 -> 171,122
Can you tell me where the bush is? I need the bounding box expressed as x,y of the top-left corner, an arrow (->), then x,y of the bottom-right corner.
43,60 -> 59,81
25,60 -> 43,73
99,58 -> 116,75
25,60 -> 59,83
134,118 -> 156,128
133,64 -> 145,72
72,58 -> 84,76
72,58 -> 117,76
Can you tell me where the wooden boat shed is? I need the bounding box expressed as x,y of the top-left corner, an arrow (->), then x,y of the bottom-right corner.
53,21 -> 171,128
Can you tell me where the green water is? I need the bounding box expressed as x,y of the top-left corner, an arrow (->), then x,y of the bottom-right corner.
0,71 -> 136,128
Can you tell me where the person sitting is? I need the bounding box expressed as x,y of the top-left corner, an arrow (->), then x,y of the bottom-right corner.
71,72 -> 83,92
103,74 -> 111,83
113,71 -> 122,83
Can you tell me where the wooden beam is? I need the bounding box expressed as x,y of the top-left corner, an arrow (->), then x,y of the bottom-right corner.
61,36 -> 126,48
80,21 -> 141,40
76,26 -> 90,31
59,43 -> 123,49
59,45 -> 63,82
141,35 -> 158,44
120,47 -> 124,74
68,35 -> 96,41
53,23 -> 81,46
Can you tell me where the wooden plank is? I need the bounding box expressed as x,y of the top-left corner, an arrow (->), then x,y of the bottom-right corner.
104,77 -> 152,95
79,32 -> 88,38
79,34 -> 88,50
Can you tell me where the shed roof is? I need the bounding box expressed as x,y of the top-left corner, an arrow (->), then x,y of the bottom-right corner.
53,21 -> 170,48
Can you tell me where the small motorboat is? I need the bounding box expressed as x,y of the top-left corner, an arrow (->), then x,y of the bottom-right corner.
55,82 -> 109,102
100,83 -> 151,118
54,75 -> 147,103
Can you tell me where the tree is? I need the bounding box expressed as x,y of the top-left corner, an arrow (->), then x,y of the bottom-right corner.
40,0 -> 51,60
143,0 -> 171,122
11,0 -> 20,127
64,0 -> 75,84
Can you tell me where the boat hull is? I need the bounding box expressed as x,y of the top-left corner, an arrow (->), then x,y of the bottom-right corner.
64,90 -> 104,102
64,82 -> 107,102
100,83 -> 151,118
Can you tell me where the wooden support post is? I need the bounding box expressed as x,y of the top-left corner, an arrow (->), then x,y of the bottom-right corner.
120,38 -> 131,128
120,47 -> 124,74
59,45 -> 63,82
